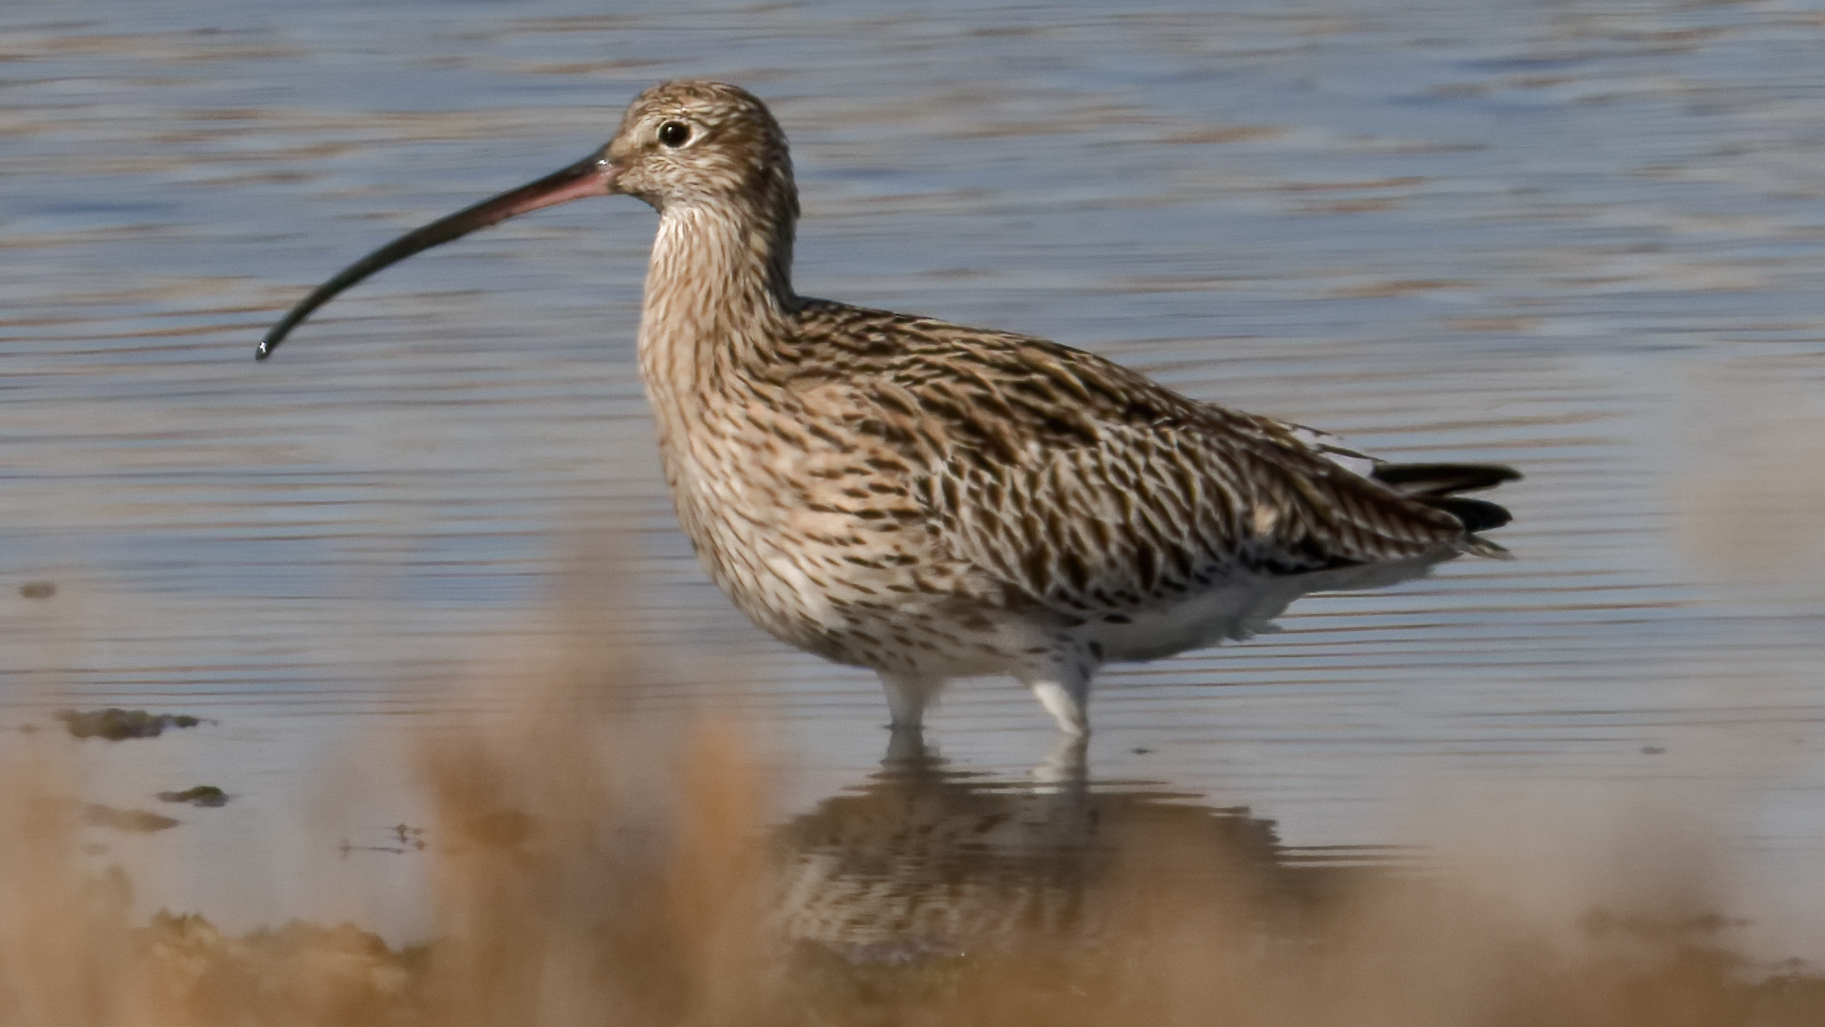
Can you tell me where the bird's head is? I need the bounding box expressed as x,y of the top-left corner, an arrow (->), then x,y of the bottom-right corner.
256,80 -> 795,358
605,80 -> 794,213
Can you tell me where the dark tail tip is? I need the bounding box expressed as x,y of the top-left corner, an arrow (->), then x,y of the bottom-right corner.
1375,462 -> 1521,498
1426,496 -> 1513,533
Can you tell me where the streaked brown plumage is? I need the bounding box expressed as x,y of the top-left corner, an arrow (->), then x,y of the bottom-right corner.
259,80 -> 1518,736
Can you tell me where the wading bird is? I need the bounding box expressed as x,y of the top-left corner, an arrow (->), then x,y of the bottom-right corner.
260,80 -> 1517,737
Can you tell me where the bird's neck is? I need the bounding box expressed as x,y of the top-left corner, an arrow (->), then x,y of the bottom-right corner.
638,194 -> 798,391
637,193 -> 798,467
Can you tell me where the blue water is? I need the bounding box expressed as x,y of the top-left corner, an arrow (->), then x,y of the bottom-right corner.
4,0 -> 1825,953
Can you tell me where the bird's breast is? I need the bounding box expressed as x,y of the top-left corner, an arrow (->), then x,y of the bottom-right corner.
647,394 -> 966,659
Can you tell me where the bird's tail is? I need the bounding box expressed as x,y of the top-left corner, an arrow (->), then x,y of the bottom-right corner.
1373,462 -> 1521,557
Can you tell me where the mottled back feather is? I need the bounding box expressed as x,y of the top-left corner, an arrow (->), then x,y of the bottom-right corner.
771,302 -> 1488,616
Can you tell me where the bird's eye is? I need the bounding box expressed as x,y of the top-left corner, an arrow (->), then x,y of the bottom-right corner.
658,121 -> 691,147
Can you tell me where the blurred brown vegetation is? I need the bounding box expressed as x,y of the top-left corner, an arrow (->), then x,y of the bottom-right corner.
4,595 -> 1824,1027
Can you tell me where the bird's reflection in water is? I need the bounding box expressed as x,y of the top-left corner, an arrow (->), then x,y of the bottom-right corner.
776,731 -> 1373,962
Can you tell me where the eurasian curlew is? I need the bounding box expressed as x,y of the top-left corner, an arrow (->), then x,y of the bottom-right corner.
259,80 -> 1518,737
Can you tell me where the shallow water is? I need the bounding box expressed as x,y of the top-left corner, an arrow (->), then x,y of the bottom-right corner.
4,0 -> 1825,955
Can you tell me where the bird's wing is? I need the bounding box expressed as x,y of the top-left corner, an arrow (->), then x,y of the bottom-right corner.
916,415 -> 1478,616
785,305 -> 1482,616
1275,421 -> 1380,479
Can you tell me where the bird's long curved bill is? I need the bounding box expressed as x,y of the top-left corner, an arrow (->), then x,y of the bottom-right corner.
257,151 -> 616,359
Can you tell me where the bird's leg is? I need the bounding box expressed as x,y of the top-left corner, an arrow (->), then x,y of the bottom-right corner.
877,672 -> 943,732
1028,679 -> 1090,735
883,724 -> 933,766
1018,646 -> 1097,736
